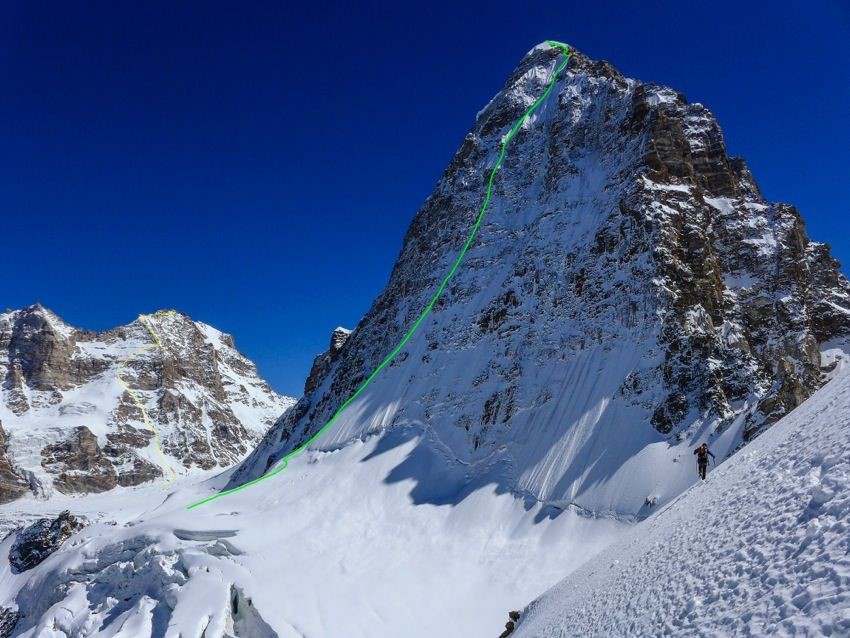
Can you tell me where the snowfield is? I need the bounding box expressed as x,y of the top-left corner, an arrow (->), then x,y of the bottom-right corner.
5,362 -> 849,638
515,360 -> 850,637
0,428 -> 631,638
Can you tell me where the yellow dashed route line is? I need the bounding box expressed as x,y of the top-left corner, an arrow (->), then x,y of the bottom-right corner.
116,310 -> 178,486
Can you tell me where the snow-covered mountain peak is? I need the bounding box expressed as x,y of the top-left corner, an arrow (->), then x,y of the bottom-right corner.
231,44 -> 850,517
0,306 -> 295,502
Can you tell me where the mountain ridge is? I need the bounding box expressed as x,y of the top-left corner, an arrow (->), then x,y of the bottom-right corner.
0,304 -> 295,502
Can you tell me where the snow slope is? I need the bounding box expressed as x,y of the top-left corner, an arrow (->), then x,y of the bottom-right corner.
0,428 -> 630,638
2,40 -> 849,638
515,360 -> 850,637
4,361 -> 849,637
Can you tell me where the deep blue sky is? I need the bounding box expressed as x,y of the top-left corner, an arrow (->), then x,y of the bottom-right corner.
3,1 -> 849,397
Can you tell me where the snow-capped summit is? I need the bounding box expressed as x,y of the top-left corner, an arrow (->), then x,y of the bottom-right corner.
0,305 -> 295,501
231,43 -> 850,517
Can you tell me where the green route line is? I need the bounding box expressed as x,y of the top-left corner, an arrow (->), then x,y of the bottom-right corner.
187,41 -> 572,510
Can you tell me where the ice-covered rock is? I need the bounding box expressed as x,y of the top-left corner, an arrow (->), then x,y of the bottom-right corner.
8,510 -> 84,572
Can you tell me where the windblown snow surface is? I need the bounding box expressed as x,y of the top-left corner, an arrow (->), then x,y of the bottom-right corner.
515,358 -> 850,637
0,430 -> 630,637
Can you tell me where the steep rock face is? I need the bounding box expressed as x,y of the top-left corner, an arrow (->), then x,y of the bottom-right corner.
0,306 -> 295,500
304,327 -> 352,395
40,426 -> 119,494
233,43 -> 850,516
0,423 -> 28,502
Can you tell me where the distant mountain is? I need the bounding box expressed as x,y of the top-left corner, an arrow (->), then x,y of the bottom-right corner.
0,305 -> 294,501
232,42 -> 850,517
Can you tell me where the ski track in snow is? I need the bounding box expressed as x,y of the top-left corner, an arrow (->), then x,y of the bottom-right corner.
515,363 -> 850,637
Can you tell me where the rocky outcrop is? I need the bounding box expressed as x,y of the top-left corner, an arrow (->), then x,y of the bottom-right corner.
41,426 -> 119,494
1,305 -> 78,391
9,510 -> 85,572
227,584 -> 279,637
0,421 -> 28,504
498,611 -> 521,637
304,327 -> 351,395
0,306 -> 296,500
102,425 -> 161,486
0,607 -> 18,638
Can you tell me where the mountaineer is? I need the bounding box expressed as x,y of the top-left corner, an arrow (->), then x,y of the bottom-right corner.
693,443 -> 715,480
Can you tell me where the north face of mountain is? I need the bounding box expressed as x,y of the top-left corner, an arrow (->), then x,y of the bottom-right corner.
232,42 -> 850,516
0,305 -> 294,501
